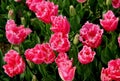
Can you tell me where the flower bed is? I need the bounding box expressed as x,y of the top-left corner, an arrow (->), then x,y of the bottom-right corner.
0,0 -> 120,81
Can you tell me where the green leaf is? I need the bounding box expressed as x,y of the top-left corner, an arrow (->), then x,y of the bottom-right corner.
98,0 -> 105,7
62,0 -> 70,8
20,72 -> 25,81
38,64 -> 48,77
42,75 -> 56,81
0,50 -> 4,70
70,15 -> 81,32
24,67 -> 32,81
101,46 -> 114,64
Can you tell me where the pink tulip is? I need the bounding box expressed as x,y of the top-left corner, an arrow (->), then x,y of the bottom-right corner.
50,15 -> 70,34
3,50 -> 26,77
77,0 -> 86,3
25,43 -> 55,64
35,1 -> 58,23
26,0 -> 44,12
118,36 -> 120,47
25,44 -> 46,64
55,52 -> 76,81
112,0 -> 120,8
40,43 -> 56,64
101,68 -> 112,81
107,59 -> 120,80
55,52 -> 69,67
100,10 -> 119,32
5,19 -> 32,45
49,32 -> 70,52
58,59 -> 76,81
78,45 -> 96,64
101,59 -> 120,81
58,65 -> 76,81
79,21 -> 103,48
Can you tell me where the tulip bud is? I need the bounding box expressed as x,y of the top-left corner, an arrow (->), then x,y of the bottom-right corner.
106,0 -> 111,6
13,45 -> 19,53
27,11 -> 32,17
21,17 -> 26,26
8,9 -> 15,19
14,0 -> 21,2
31,18 -> 36,22
69,5 -> 76,16
73,34 -> 79,45
32,75 -> 37,81
27,60 -> 34,69
6,6 -> 10,10
118,34 -> 120,47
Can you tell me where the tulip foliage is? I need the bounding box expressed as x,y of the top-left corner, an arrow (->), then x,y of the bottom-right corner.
0,0 -> 120,81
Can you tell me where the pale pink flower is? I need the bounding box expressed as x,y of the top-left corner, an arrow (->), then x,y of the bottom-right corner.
100,10 -> 119,32
26,0 -> 44,12
118,36 -> 120,47
3,50 -> 26,77
5,19 -> 32,45
101,59 -> 120,81
55,52 -> 69,67
112,0 -> 120,8
49,32 -> 70,52
50,15 -> 70,34
35,1 -> 58,23
25,43 -> 55,64
79,21 -> 103,48
78,45 -> 96,64
77,0 -> 86,3
58,60 -> 76,81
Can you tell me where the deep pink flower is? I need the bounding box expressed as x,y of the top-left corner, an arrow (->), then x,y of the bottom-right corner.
78,45 -> 96,64
55,52 -> 76,81
107,59 -> 120,80
26,0 -> 44,12
50,15 -> 70,34
101,59 -> 120,81
79,21 -> 103,48
58,60 -> 76,81
112,0 -> 120,8
5,19 -> 32,45
25,43 -> 55,64
49,32 -> 70,52
118,36 -> 120,47
55,52 -> 69,67
101,68 -> 112,81
77,0 -> 86,3
35,1 -> 58,23
40,43 -> 56,64
100,10 -> 119,32
3,50 -> 26,77
25,44 -> 45,64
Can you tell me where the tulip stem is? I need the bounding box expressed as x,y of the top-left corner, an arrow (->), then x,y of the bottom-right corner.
25,60 -> 36,75
10,44 -> 13,49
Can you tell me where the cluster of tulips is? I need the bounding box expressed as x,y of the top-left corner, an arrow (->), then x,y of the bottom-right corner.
2,0 -> 120,81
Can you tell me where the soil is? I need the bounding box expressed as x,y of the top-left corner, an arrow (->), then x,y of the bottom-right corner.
0,42 -> 10,54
